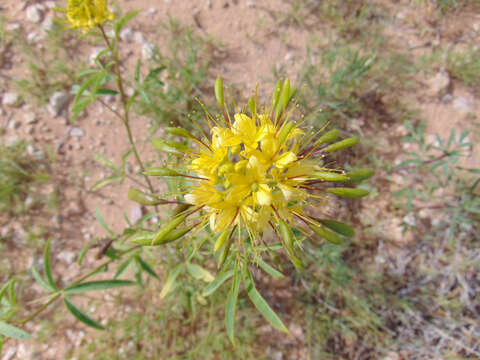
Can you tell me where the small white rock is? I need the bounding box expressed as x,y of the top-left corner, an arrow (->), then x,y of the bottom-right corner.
24,112 -> 37,124
120,28 -> 133,42
49,91 -> 70,116
70,127 -> 85,137
142,43 -> 156,60
89,46 -> 106,65
6,23 -> 21,31
129,204 -> 143,224
145,7 -> 157,16
452,96 -> 474,114
26,5 -> 43,23
58,251 -> 76,264
2,92 -> 21,106
134,31 -> 146,44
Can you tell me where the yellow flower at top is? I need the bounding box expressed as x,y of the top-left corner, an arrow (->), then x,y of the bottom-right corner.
66,0 -> 114,32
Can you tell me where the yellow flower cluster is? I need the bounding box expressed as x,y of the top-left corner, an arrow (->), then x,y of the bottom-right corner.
184,111 -> 313,239
66,0 -> 114,32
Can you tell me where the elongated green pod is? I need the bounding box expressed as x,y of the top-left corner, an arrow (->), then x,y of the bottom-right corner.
278,219 -> 303,269
173,203 -> 192,216
309,223 -> 342,244
347,169 -> 375,183
325,187 -> 369,198
217,232 -> 233,269
317,129 -> 340,145
144,167 -> 179,177
317,219 -> 354,237
312,172 -> 349,182
131,232 -> 155,245
152,214 -> 188,244
128,188 -> 167,206
271,80 -> 283,109
248,96 -> 256,118
215,76 -> 225,108
214,229 -> 230,252
280,78 -> 291,111
165,127 -> 194,139
322,137 -> 359,153
152,139 -> 188,156
132,225 -> 194,246
278,121 -> 295,145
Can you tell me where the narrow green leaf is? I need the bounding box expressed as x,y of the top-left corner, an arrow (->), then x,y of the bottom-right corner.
93,153 -> 119,172
64,298 -> 104,330
244,268 -> 288,333
96,88 -> 119,96
136,256 -> 160,280
186,263 -> 215,282
159,265 -> 183,299
95,207 -> 115,236
0,321 -> 31,340
114,10 -> 140,37
31,266 -> 54,292
309,223 -> 342,244
203,270 -> 234,297
91,176 -> 119,191
257,259 -> 285,279
44,239 -> 56,290
114,258 -> 133,279
226,263 -> 240,344
64,280 -> 136,295
0,280 -> 15,300
322,137 -> 359,153
214,76 -> 225,108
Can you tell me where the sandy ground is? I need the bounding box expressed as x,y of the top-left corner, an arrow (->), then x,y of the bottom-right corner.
0,0 -> 479,358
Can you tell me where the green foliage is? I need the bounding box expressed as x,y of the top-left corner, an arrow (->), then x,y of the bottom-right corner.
447,49 -> 480,88
0,140 -> 50,217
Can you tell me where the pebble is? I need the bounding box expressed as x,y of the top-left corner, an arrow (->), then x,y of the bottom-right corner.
70,127 -> 85,137
120,27 -> 133,42
57,251 -> 76,264
24,112 -> 37,124
25,125 -> 35,135
428,71 -> 451,98
2,92 -> 21,106
26,5 -> 43,23
145,7 -> 157,16
142,43 -> 156,60
452,96 -> 474,114
89,46 -> 106,64
42,17 -> 55,32
247,0 -> 255,7
6,23 -> 21,31
48,91 -> 70,116
9,119 -> 21,130
134,31 -> 146,44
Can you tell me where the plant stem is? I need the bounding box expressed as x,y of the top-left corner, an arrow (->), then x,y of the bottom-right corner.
98,25 -> 155,195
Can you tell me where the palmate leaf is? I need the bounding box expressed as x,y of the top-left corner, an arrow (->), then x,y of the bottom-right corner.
63,298 -> 104,330
243,267 -> 289,333
0,321 -> 31,340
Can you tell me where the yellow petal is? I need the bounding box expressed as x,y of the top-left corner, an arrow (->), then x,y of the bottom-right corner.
275,152 -> 297,169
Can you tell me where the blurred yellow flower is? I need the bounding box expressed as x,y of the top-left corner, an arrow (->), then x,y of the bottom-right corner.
66,0 -> 114,32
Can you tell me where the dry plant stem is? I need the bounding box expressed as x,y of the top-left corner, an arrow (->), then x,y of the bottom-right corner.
98,25 -> 155,195
16,245 -> 142,327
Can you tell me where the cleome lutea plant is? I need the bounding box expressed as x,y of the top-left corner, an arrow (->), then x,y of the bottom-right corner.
0,0 -> 374,350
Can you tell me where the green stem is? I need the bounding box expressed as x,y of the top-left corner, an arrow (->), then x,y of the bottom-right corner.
98,25 -> 155,195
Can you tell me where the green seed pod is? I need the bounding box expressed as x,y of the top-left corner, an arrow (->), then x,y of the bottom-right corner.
165,127 -> 194,139
317,129 -> 340,145
278,121 -> 295,145
272,79 -> 283,108
312,172 -> 349,182
152,213 -> 189,244
322,137 -> 359,153
317,219 -> 354,237
217,232 -> 233,269
309,223 -> 342,244
144,167 -> 180,177
215,76 -> 225,108
131,232 -> 155,245
214,229 -> 230,252
128,188 -> 167,206
154,225 -> 195,245
278,219 -> 304,269
347,169 -> 375,183
152,139 -> 188,156
325,187 -> 369,198
248,96 -> 256,118
280,78 -> 291,111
